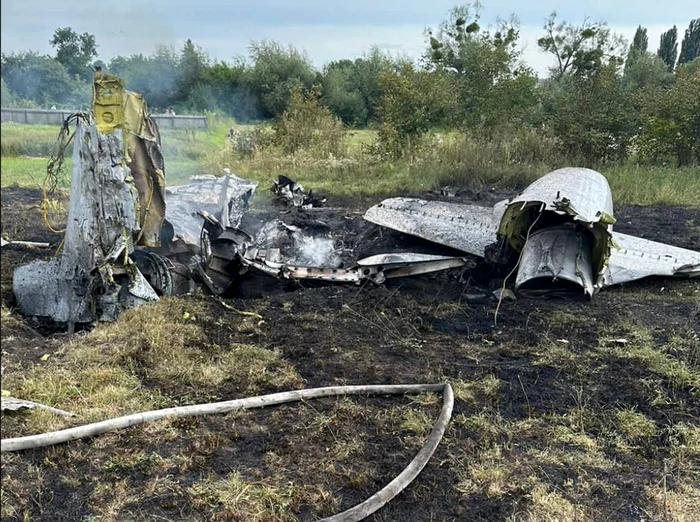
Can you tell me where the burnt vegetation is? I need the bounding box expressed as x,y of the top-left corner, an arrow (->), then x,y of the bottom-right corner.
1,185 -> 699,521
1,3 -> 700,522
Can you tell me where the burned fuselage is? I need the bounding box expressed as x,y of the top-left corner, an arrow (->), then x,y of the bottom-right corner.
365,168 -> 700,300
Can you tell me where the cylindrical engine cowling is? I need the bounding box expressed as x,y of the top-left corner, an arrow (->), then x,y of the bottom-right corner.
515,226 -> 595,300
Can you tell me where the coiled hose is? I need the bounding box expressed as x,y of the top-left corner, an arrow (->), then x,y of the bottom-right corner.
1,383 -> 454,522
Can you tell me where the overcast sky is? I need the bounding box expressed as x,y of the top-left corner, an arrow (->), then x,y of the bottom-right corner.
2,1 -> 698,76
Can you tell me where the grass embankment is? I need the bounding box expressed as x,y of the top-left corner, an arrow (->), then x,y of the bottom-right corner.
2,121 -> 699,206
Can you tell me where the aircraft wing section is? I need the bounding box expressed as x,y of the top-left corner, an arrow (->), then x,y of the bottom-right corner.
604,232 -> 700,287
363,197 -> 505,257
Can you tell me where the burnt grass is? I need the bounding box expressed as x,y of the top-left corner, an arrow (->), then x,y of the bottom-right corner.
1,186 -> 699,521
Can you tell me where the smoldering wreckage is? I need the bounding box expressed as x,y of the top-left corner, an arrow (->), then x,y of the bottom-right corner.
2,73 -> 699,520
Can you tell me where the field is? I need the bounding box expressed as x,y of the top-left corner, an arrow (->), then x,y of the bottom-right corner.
2,120 -> 700,205
1,122 -> 699,521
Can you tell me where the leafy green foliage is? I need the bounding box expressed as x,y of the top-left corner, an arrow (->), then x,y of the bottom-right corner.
1,51 -> 90,108
49,27 -> 97,80
109,47 -> 182,110
424,3 -> 537,130
657,27 -> 679,71
538,12 -> 626,78
3,16 -> 700,169
623,52 -> 672,91
178,39 -> 210,104
321,59 -> 367,125
637,65 -> 700,165
625,26 -> 649,73
321,48 -> 397,126
377,63 -> 457,157
246,41 -> 316,118
273,85 -> 346,157
190,59 -> 258,120
631,26 -> 649,53
678,19 -> 700,65
542,63 -> 636,163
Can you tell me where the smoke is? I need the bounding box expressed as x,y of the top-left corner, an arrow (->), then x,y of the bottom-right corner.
253,219 -> 341,268
292,232 -> 340,267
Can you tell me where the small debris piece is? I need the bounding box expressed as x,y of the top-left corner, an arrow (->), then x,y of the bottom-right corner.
1,238 -> 51,249
272,175 -> 326,209
492,288 -> 516,301
1,397 -> 76,417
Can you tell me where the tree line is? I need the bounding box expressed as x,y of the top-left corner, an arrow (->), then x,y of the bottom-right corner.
2,4 -> 699,166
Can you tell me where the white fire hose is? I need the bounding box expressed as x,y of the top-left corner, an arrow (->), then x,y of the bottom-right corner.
2,383 -> 454,522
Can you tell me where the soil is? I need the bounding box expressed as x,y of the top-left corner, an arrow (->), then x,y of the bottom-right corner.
1,186 -> 699,521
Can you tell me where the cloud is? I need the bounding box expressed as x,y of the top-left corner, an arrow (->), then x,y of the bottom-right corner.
1,0 -> 695,76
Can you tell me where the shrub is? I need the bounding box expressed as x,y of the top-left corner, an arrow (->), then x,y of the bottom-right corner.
273,85 -> 347,158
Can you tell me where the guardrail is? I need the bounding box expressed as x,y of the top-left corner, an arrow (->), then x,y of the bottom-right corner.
1,108 -> 208,129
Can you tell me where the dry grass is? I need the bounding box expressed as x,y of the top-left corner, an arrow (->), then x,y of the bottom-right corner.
3,122 -> 699,207
0,298 -> 303,438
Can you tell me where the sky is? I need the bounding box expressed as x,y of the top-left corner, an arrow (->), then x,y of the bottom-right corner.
1,1 -> 698,76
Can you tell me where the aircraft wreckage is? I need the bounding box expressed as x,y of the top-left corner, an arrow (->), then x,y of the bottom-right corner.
8,80 -> 700,328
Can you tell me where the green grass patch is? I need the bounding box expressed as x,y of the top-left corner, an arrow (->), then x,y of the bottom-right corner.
604,164 -> 700,206
0,157 -> 68,188
3,122 -> 699,207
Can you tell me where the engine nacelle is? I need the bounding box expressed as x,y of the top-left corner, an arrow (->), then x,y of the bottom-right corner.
498,168 -> 616,299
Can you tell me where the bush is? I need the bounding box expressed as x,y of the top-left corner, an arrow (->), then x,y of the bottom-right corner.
273,85 -> 347,158
377,64 -> 458,159
228,125 -> 276,158
636,64 -> 700,165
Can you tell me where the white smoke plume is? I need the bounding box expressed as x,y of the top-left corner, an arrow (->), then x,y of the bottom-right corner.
253,220 -> 341,268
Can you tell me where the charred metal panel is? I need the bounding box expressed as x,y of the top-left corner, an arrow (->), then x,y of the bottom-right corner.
164,174 -> 258,248
515,226 -> 595,299
12,123 -> 157,325
604,232 -> 700,286
363,198 -> 505,257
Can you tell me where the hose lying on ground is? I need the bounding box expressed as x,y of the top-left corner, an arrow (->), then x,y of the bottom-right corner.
1,383 -> 454,522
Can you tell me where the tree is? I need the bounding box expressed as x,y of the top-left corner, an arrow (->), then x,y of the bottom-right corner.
538,12 -> 626,78
322,60 -> 368,125
624,52 -> 672,91
274,84 -> 346,157
49,27 -> 98,80
678,19 -> 700,65
178,39 -> 209,102
320,48 -> 398,125
541,62 -> 636,163
245,41 -> 316,118
425,3 -> 537,130
637,64 -> 700,165
631,25 -> 649,52
350,47 -> 398,123
198,59 -> 259,120
378,63 -> 458,157
0,76 -> 21,107
657,26 -> 678,71
1,51 -> 90,107
625,25 -> 650,74
109,46 -> 181,110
